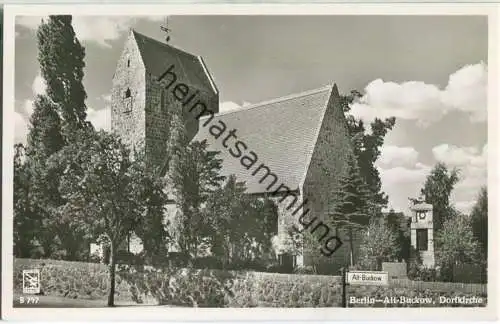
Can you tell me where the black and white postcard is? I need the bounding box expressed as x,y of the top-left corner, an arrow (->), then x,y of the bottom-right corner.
2,3 -> 497,322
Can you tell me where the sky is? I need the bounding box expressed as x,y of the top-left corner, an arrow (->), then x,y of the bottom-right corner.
14,15 -> 488,215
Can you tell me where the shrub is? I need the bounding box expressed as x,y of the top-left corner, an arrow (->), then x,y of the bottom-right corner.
407,245 -> 423,280
418,267 -> 439,282
265,263 -> 289,274
228,259 -> 268,272
294,265 -> 316,275
115,250 -> 141,264
89,253 -> 102,264
192,256 -> 224,270
407,263 -> 440,282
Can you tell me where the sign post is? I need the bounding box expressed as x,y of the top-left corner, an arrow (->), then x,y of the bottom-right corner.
342,269 -> 389,307
347,270 -> 389,286
341,267 -> 347,308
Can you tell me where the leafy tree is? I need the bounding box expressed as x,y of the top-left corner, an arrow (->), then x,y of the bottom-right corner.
166,106 -> 225,257
435,210 -> 480,281
13,144 -> 35,257
357,218 -> 400,270
37,15 -> 88,136
128,142 -> 170,262
205,175 -> 278,267
204,175 -> 246,266
21,95 -> 89,259
420,162 -> 460,233
169,139 -> 225,257
14,15 -> 91,260
341,91 -> 396,206
385,209 -> 411,261
470,186 -> 487,256
331,153 -> 374,266
51,130 -> 169,306
21,95 -> 69,258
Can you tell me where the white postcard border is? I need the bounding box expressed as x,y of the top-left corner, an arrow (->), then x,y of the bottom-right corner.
2,3 -> 499,321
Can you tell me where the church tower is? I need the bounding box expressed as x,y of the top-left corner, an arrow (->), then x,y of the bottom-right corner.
111,29 -> 219,172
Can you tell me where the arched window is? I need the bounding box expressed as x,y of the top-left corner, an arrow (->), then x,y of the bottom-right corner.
124,88 -> 132,113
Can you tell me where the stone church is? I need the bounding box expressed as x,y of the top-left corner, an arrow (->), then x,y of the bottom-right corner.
110,29 -> 360,273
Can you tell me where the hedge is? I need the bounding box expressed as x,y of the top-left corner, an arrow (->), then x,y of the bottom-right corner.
14,259 -> 487,307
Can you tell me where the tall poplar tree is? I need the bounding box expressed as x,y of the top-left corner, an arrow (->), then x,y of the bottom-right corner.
36,15 -> 88,136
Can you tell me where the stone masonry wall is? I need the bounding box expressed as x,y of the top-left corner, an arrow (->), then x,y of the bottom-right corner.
111,32 -> 146,151
302,85 -> 359,274
145,72 -> 219,171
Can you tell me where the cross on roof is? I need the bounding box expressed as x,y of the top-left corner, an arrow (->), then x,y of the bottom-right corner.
160,16 -> 171,43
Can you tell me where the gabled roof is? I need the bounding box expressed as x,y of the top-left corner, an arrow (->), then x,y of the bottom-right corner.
131,30 -> 217,94
192,85 -> 336,194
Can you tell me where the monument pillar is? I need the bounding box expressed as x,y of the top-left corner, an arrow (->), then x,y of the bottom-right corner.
409,198 -> 435,267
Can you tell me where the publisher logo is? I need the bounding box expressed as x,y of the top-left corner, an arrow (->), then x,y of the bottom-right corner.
22,269 -> 40,294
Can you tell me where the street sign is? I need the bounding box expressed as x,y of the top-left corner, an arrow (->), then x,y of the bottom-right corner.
346,270 -> 389,286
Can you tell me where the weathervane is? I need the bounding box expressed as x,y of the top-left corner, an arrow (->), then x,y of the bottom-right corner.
160,16 -> 171,43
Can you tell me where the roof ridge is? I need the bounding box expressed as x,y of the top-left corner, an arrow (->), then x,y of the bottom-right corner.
204,83 -> 334,119
132,29 -> 199,60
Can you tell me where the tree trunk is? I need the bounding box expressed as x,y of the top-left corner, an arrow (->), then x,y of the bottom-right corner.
107,240 -> 116,307
349,228 -> 354,267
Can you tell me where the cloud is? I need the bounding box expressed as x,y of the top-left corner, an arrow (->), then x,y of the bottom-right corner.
454,201 -> 476,214
432,143 -> 487,214
19,73 -> 46,120
378,162 -> 432,213
219,100 -> 252,113
380,163 -> 431,186
441,63 -> 487,122
32,72 -> 46,96
16,15 -> 168,48
14,111 -> 29,145
350,62 -> 487,127
219,101 -> 240,113
376,145 -> 427,213
101,94 -> 112,102
16,16 -> 42,30
87,107 -> 111,131
378,142 -> 487,214
24,99 -> 34,117
14,71 -> 44,143
376,145 -> 419,169
432,143 -> 486,168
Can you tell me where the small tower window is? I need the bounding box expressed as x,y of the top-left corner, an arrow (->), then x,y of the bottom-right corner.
124,88 -> 132,113
127,59 -> 130,67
